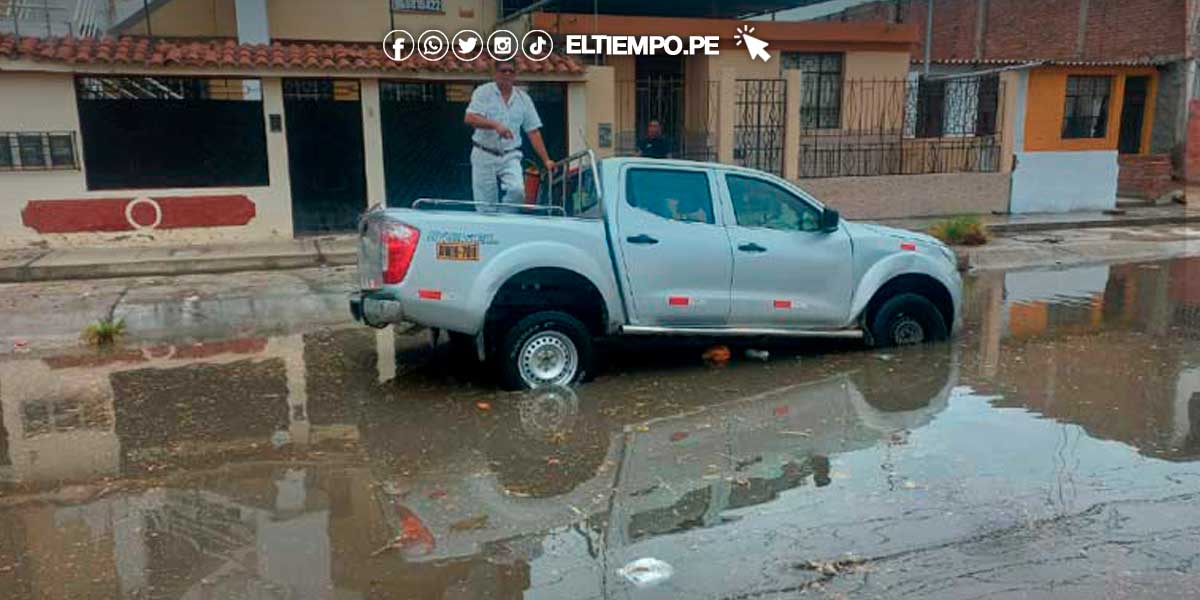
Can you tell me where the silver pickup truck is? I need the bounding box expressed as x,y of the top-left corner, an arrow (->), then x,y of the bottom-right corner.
351,151 -> 962,390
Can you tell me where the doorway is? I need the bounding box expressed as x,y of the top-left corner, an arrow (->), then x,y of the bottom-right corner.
283,79 -> 368,234
1118,76 -> 1149,154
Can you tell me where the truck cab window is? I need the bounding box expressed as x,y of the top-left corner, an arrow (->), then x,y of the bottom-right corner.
626,168 -> 714,225
726,174 -> 821,232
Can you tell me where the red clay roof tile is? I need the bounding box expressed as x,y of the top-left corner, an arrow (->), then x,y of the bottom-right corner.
0,33 -> 586,76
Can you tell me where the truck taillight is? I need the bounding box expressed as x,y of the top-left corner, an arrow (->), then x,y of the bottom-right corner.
382,224 -> 419,284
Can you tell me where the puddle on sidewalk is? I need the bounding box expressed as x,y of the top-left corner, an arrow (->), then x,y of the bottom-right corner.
0,257 -> 1197,598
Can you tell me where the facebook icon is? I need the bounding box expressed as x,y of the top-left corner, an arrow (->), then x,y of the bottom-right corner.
384,30 -> 414,61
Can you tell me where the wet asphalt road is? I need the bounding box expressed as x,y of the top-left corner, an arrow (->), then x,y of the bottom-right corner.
0,255 -> 1198,599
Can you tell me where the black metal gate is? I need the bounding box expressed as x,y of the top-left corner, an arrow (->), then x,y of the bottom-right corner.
1118,76 -> 1149,154
616,77 -> 717,161
734,79 -> 786,175
379,81 -> 567,207
283,79 -> 367,234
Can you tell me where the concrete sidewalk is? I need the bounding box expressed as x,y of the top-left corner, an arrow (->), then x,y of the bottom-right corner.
874,203 -> 1198,235
0,204 -> 1195,283
0,236 -> 357,283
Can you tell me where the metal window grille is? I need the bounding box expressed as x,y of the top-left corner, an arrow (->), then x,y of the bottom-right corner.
734,78 -> 787,176
380,81 -> 444,103
283,79 -> 361,102
1062,75 -> 1112,139
799,76 -> 1004,178
783,52 -> 843,129
76,76 -> 263,101
0,131 -> 78,171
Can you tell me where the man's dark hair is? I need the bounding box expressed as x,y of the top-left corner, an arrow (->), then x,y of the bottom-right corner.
494,57 -> 516,70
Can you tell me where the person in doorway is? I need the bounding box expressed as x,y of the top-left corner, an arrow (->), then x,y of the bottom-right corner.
637,119 -> 673,159
464,59 -> 555,211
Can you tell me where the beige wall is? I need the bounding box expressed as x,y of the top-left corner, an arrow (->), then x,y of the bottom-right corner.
0,72 -> 294,248
120,0 -> 237,37
842,51 -> 910,82
706,52 -> 780,81
580,66 -> 615,158
121,0 -> 497,42
797,172 -> 1012,220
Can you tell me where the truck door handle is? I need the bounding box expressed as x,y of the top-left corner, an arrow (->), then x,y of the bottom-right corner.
627,234 -> 659,245
738,242 -> 767,253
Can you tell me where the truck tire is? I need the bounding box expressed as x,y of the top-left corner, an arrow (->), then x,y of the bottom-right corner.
498,311 -> 593,391
868,293 -> 948,348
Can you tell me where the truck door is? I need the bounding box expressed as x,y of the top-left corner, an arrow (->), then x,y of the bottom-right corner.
719,173 -> 853,328
615,166 -> 733,326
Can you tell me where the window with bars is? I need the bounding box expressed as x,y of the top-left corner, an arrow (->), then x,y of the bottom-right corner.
75,76 -> 268,190
782,52 -> 843,129
0,132 -> 79,170
1062,76 -> 1112,139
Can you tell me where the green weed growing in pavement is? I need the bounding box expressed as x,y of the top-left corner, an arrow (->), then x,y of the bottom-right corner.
83,317 -> 125,347
928,216 -> 989,246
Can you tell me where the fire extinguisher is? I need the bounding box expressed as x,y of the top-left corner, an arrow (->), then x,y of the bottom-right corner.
522,158 -> 541,206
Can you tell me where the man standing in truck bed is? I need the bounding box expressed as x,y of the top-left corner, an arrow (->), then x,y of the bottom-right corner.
464,58 -> 555,211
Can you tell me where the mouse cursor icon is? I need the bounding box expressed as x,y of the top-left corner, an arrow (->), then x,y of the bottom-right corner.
735,25 -> 771,62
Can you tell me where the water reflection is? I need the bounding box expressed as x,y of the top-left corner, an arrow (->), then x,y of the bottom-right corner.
965,257 -> 1200,461
0,257 -> 1196,599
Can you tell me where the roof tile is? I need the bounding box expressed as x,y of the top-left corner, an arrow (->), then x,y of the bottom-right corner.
0,33 -> 586,76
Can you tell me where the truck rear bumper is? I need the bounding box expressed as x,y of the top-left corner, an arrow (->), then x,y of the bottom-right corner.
350,292 -> 405,327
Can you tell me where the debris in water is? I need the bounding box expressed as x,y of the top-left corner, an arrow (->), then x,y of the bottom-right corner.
12,338 -> 29,353
449,515 -> 489,531
475,401 -> 492,411
798,556 -> 868,576
271,430 -> 291,448
745,349 -> 770,361
702,345 -> 731,364
619,557 -> 674,587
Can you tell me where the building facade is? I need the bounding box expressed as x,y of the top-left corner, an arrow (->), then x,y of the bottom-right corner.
819,0 -> 1190,211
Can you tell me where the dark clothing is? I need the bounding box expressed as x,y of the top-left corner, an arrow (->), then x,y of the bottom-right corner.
638,136 -> 672,159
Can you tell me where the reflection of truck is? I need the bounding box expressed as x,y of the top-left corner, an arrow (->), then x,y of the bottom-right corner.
377,348 -> 957,579
352,152 -> 962,389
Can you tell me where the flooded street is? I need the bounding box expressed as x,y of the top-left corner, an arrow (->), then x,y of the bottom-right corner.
1,257 -> 1198,599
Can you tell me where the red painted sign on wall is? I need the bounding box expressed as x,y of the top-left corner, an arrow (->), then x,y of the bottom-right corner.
21,194 -> 256,233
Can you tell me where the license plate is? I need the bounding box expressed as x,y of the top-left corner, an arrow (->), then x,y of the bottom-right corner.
436,241 -> 480,261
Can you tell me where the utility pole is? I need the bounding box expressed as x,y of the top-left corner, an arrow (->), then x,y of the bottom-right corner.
142,0 -> 152,37
923,0 -> 933,75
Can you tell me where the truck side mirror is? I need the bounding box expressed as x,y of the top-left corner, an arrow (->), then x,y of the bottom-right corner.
820,208 -> 840,232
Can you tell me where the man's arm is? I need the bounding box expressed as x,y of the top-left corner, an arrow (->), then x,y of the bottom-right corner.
527,129 -> 555,172
465,112 -> 513,140
464,86 -> 513,139
521,92 -> 554,171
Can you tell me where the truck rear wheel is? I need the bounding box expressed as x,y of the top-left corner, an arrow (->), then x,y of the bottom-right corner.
499,311 -> 593,390
868,293 -> 948,348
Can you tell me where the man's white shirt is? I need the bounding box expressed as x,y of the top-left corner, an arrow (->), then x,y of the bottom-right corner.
465,82 -> 543,153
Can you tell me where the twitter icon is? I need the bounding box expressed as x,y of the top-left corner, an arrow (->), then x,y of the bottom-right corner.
452,30 -> 484,62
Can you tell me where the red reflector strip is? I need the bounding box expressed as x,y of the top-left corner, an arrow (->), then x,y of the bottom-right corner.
668,296 -> 690,306
774,300 -> 792,309
900,242 -> 917,251
418,289 -> 442,300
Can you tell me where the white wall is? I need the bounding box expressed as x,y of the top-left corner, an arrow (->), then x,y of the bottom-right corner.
0,72 -> 295,248
1009,150 -> 1119,213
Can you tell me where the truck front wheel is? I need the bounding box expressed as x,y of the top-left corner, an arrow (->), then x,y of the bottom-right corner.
499,311 -> 594,390
868,293 -> 948,347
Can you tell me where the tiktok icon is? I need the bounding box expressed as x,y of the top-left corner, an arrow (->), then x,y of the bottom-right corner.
522,30 -> 554,62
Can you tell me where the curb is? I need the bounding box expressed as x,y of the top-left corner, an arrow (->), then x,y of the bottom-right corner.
0,251 -> 357,284
985,213 -> 1200,235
